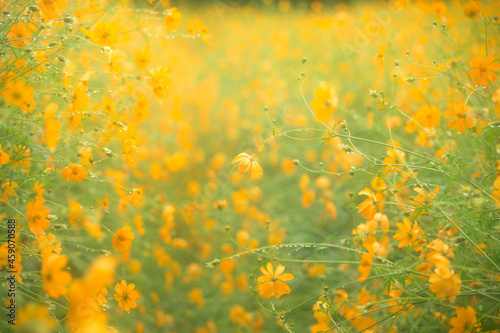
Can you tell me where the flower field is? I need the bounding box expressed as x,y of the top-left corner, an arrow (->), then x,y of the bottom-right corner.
1,0 -> 500,332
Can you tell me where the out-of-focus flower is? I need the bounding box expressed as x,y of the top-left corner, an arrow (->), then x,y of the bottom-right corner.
311,82 -> 338,122
469,54 -> 500,87
62,164 -> 88,183
232,153 -> 263,179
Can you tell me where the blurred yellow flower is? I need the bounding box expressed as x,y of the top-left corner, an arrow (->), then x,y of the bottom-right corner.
42,254 -> 72,298
165,8 -> 182,32
91,22 -> 119,47
469,54 -> 500,87
449,306 -> 477,333
311,82 -> 338,122
62,164 -> 88,183
232,153 -> 263,179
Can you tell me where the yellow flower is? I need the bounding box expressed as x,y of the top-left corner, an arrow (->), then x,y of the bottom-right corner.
189,288 -> 205,308
7,22 -> 35,47
37,233 -> 62,257
17,303 -> 57,332
114,280 -> 139,312
311,82 -> 338,122
87,22 -> 119,47
41,254 -> 72,298
135,48 -> 151,69
463,0 -> 481,19
443,101 -> 474,134
257,262 -> 293,299
26,197 -> 51,236
38,0 -> 66,21
0,79 -> 37,112
165,7 -> 182,32
449,306 -> 478,333
62,164 -> 88,183
112,226 -> 135,252
393,218 -> 425,248
94,287 -> 108,305
429,264 -> 461,302
358,188 -> 378,220
0,144 -> 10,164
469,54 -> 500,87
213,199 -> 228,211
232,153 -> 263,179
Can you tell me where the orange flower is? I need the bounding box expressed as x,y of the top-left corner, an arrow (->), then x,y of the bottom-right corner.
186,18 -> 212,45
112,226 -> 135,252
135,48 -> 151,70
7,22 -> 34,47
0,144 -> 10,164
257,262 -> 294,300
376,44 -> 386,65
469,54 -> 500,87
37,233 -> 62,257
393,218 -> 425,248
38,0 -> 66,21
189,288 -> 205,308
165,7 -> 182,32
26,197 -> 50,236
311,82 -> 338,122
358,188 -> 378,220
1,180 -> 18,203
41,254 -> 72,298
114,280 -> 139,312
429,264 -> 461,302
301,188 -> 315,207
91,22 -> 119,47
62,164 -> 88,183
409,186 -> 439,215
443,101 -> 474,134
383,146 -> 406,174
357,250 -> 374,282
463,0 -> 481,19
17,303 -> 57,332
232,153 -> 263,179
133,93 -> 150,122
405,104 -> 440,133
44,103 -> 61,151
449,306 -> 478,333
0,79 -> 37,112
68,201 -> 83,226
70,81 -> 90,113
150,66 -> 171,100
94,287 -> 108,305
213,199 -> 228,211
134,215 -> 145,235
131,188 -> 143,208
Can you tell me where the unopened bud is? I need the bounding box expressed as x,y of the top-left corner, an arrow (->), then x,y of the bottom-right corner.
47,215 -> 58,221
63,15 -> 77,24
28,5 -> 40,12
